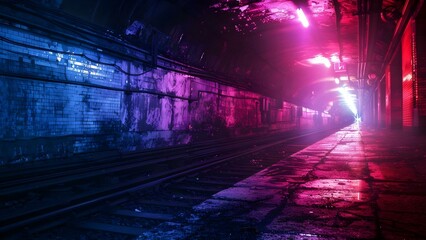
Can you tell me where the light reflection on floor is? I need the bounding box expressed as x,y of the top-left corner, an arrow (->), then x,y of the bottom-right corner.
138,124 -> 426,239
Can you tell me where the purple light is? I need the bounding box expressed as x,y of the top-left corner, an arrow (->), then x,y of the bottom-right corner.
296,8 -> 309,28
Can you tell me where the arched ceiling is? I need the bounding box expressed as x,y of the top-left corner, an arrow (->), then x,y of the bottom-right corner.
38,0 -> 403,109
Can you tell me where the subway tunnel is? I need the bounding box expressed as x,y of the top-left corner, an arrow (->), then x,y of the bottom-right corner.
1,0 -> 426,239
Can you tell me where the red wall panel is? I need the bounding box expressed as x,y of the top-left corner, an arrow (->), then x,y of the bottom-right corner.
402,20 -> 414,127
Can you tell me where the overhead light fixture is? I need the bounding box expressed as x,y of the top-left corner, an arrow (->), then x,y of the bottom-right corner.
339,75 -> 349,81
330,55 -> 340,63
309,55 -> 330,68
323,58 -> 331,68
334,77 -> 340,84
296,8 -> 309,28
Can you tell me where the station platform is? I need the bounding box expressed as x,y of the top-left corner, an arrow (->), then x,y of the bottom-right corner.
139,123 -> 426,239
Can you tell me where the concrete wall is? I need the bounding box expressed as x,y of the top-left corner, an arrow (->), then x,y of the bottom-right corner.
0,21 -> 279,164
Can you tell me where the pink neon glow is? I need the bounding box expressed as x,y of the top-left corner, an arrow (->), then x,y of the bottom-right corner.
296,8 -> 309,28
309,55 -> 331,68
330,55 -> 339,63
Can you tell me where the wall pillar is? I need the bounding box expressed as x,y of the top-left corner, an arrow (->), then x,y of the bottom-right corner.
401,20 -> 415,128
385,46 -> 403,129
378,76 -> 386,128
415,6 -> 426,132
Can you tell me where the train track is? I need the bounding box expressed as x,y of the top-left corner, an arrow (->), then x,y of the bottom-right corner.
0,127 -> 342,239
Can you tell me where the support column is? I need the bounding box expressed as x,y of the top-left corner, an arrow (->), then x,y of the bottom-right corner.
401,20 -> 415,128
378,77 -> 386,128
385,46 -> 403,129
415,6 -> 426,132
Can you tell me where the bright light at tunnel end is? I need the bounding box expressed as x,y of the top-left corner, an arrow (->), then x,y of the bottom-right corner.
296,8 -> 309,28
338,87 -> 358,117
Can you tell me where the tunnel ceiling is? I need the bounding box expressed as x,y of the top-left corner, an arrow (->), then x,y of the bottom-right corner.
37,0 -> 401,108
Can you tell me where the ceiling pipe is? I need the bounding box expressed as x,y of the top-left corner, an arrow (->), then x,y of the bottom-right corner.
332,0 -> 343,63
365,0 -> 382,81
357,0 -> 382,85
357,0 -> 366,80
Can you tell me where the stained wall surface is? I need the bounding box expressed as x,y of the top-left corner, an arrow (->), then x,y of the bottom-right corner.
0,19 -> 298,164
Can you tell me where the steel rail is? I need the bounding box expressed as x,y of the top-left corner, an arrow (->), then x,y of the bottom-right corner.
0,128 -> 337,236
0,129 -> 309,195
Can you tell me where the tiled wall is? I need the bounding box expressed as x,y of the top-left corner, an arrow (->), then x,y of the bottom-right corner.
0,22 -> 267,164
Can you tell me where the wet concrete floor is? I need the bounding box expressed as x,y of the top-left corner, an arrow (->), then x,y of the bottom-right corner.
138,124 -> 426,239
